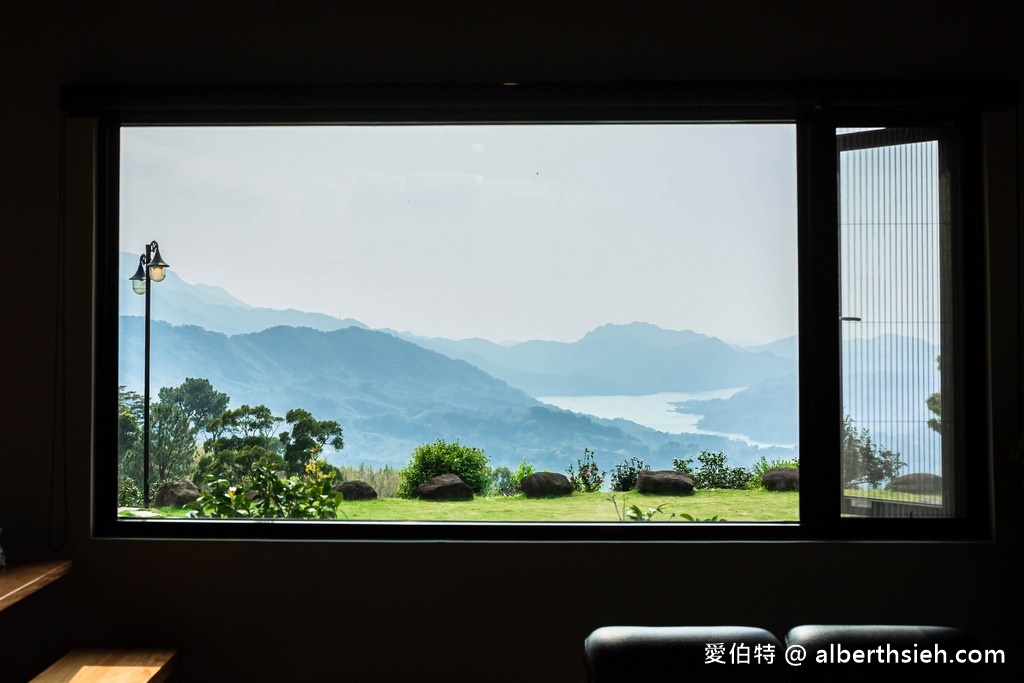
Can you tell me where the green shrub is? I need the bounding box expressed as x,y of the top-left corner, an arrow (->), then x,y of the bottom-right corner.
610,456 -> 649,492
567,448 -> 605,493
746,455 -> 800,490
189,459 -> 344,519
511,460 -> 535,494
118,477 -> 144,507
672,450 -> 751,489
487,461 -> 536,496
396,439 -> 491,498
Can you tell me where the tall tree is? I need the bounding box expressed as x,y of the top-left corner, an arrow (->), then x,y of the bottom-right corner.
118,385 -> 145,489
150,401 -> 198,483
279,408 -> 344,476
158,378 -> 229,437
841,414 -> 907,489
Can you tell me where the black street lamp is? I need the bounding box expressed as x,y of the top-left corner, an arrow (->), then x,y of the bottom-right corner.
129,240 -> 170,509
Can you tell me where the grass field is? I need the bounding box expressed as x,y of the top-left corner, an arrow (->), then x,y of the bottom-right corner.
130,489 -> 800,522
340,489 -> 799,522
843,488 -> 941,505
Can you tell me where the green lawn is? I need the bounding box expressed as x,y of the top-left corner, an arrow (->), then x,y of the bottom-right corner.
121,489 -> 799,521
843,489 -> 941,505
329,489 -> 797,522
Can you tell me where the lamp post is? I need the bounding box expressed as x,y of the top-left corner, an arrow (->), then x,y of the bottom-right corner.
129,241 -> 169,509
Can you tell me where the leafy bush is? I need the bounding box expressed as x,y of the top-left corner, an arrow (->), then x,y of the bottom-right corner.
672,450 -> 751,489
610,456 -> 650,492
512,460 -> 535,493
842,415 -> 906,488
746,455 -> 800,490
487,460 -> 537,497
189,459 -> 344,519
118,477 -> 144,507
567,448 -> 605,493
396,439 -> 491,498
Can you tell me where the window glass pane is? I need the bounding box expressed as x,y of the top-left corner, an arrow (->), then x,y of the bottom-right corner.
838,127 -> 957,518
117,124 -> 799,523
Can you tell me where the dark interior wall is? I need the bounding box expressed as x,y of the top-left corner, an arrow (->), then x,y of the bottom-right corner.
1,2 -> 1022,681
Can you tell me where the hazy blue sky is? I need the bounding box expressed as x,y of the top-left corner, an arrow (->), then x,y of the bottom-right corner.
120,124 -> 798,344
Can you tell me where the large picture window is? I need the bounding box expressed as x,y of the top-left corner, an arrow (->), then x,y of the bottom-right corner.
66,83 -> 995,540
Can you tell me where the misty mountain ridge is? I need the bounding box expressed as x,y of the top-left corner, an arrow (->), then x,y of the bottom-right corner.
115,257 -> 940,466
395,321 -> 795,396
118,251 -> 366,336
120,252 -> 797,365
119,317 -> 801,469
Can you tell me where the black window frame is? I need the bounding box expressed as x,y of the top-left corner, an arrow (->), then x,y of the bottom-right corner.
62,81 -> 1010,542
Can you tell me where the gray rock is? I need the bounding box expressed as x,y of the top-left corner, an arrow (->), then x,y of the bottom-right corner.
417,474 -> 474,500
154,480 -> 201,507
885,472 -> 942,495
635,470 -> 694,495
520,472 -> 573,498
332,480 -> 378,501
763,467 -> 799,491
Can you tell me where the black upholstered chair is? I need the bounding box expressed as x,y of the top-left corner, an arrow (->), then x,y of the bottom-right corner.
584,625 -> 786,682
785,624 -> 986,682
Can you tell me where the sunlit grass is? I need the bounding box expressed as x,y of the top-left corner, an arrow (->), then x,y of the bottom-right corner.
333,489 -> 798,522
120,489 -> 799,521
843,489 -> 941,505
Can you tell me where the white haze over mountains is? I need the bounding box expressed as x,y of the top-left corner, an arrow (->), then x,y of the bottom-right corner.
119,123 -> 798,346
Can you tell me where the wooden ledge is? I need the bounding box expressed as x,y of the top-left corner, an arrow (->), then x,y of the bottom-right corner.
32,648 -> 177,682
0,560 -> 71,612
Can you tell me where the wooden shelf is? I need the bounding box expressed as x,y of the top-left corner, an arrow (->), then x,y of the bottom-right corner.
32,648 -> 177,682
0,560 -> 72,612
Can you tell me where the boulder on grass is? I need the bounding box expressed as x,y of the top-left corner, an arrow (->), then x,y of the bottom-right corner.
332,480 -> 378,501
763,467 -> 799,491
635,470 -> 694,495
154,480 -> 201,508
885,472 -> 942,495
418,474 -> 474,500
520,472 -> 573,498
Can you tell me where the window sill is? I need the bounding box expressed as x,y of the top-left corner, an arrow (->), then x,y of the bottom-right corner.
0,560 -> 72,612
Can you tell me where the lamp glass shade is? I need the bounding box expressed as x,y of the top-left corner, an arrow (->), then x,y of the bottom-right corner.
130,261 -> 147,295
148,245 -> 169,282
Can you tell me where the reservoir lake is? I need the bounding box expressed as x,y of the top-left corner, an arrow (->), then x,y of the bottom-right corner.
537,389 -> 794,449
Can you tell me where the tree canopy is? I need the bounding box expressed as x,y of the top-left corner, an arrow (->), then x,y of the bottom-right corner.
841,415 -> 906,489
158,377 -> 229,436
118,377 -> 349,504
279,408 -> 344,476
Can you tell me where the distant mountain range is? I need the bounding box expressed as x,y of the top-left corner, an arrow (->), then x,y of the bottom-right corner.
121,318 -> 796,469
394,322 -> 795,396
674,334 -> 939,447
674,374 -> 799,445
115,256 -> 939,469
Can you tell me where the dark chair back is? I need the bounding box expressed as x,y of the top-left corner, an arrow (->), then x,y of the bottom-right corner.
785,624 -> 986,682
